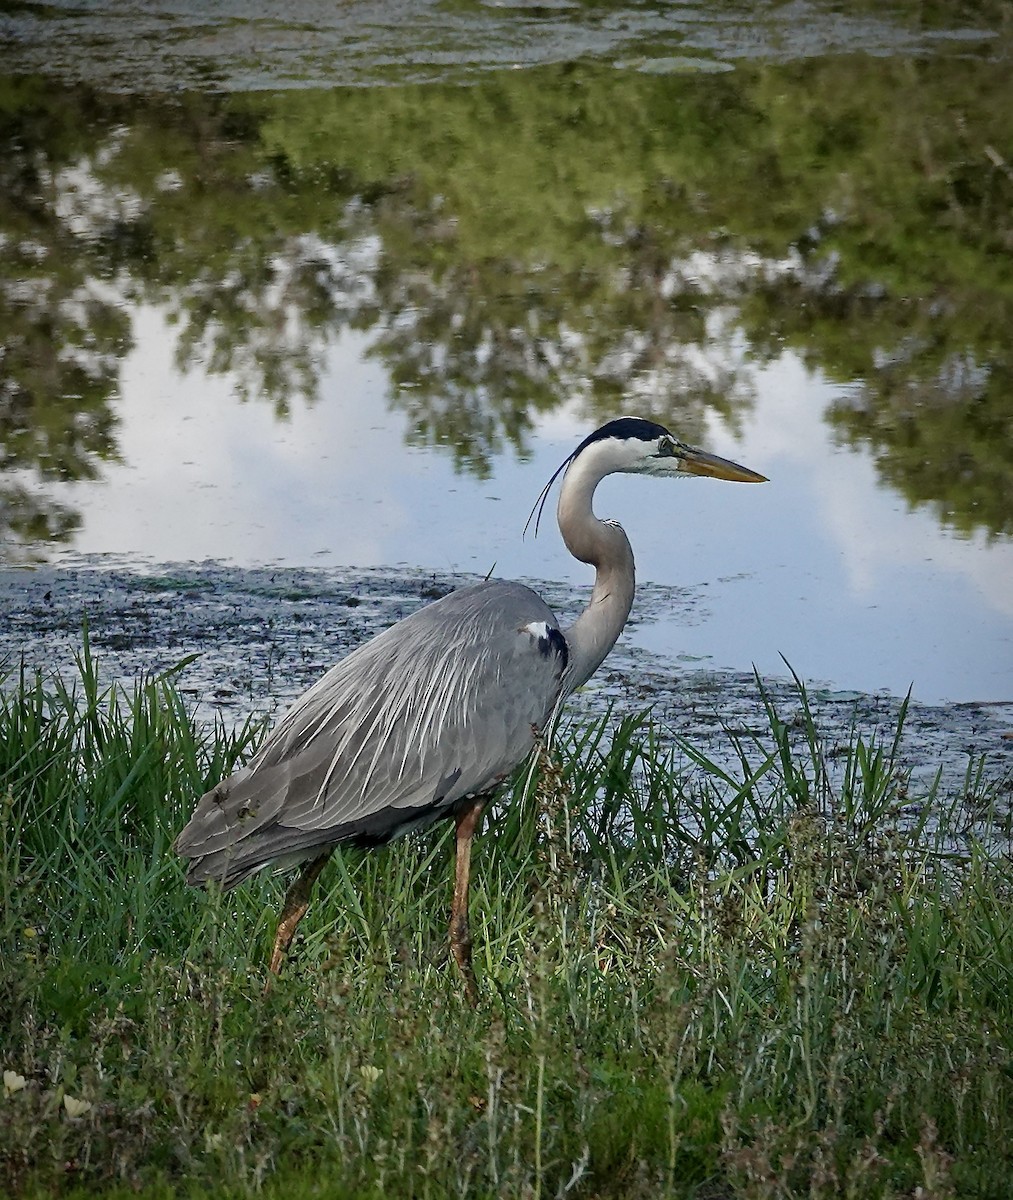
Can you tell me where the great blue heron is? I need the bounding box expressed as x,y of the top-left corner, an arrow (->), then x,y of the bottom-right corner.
175,417 -> 766,997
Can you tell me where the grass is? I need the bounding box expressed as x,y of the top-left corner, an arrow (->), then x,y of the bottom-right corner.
1,643 -> 1011,1198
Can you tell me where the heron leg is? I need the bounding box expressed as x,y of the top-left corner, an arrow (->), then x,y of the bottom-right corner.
267,852 -> 331,978
450,799 -> 484,1003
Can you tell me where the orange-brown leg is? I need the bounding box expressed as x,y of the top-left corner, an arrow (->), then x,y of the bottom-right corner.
267,853 -> 331,979
450,799 -> 484,1004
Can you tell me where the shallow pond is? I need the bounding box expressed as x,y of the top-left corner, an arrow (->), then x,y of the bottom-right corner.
1,1 -> 1011,717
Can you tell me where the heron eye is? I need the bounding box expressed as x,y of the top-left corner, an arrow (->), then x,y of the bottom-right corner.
657,437 -> 676,457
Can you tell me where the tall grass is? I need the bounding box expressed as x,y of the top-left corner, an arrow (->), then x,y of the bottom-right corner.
1,644 -> 1010,1198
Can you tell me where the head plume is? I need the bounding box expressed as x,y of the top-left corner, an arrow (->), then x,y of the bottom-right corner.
523,417 -> 675,538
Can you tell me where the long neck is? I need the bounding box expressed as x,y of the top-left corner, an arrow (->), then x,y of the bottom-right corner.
557,451 -> 636,694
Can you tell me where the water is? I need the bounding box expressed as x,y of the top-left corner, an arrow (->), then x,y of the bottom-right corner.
1,1 -> 1011,709
1,2 -> 998,90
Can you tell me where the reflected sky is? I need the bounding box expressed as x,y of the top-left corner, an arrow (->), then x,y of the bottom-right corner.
48,302 -> 1012,705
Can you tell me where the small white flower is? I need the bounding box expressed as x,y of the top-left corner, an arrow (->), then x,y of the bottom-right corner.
359,1065 -> 382,1085
3,1071 -> 27,1097
63,1094 -> 92,1117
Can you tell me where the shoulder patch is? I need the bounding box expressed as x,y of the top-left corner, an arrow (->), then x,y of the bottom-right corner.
522,621 -> 569,668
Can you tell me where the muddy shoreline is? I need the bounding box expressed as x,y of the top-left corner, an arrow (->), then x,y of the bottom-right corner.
2,558 -> 1011,812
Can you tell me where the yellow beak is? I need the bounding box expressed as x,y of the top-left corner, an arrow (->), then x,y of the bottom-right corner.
679,445 -> 768,483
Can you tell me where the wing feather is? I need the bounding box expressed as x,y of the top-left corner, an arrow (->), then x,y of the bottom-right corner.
176,581 -> 568,887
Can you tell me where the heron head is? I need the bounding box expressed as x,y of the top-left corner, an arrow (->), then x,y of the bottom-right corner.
525,416 -> 766,536
571,416 -> 767,483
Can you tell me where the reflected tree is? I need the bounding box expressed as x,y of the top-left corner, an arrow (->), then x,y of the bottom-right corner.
1,40 -> 1011,557
735,53 -> 1013,537
262,70 -> 769,468
830,359 -> 1012,538
87,100 -> 378,418
0,79 -> 130,557
258,57 -> 1012,530
361,204 -> 755,476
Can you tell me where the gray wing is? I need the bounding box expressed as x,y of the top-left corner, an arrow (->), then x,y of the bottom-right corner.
175,580 -> 568,887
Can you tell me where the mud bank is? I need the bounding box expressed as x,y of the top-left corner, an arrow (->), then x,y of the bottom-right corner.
2,558 -> 1010,816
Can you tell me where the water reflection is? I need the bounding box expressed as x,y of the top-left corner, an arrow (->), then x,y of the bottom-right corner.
1,46 -> 1011,559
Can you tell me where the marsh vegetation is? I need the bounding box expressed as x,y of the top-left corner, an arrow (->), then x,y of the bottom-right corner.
2,647 -> 1010,1197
